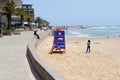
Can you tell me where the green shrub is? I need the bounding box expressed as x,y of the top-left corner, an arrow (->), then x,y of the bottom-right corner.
3,29 -> 12,35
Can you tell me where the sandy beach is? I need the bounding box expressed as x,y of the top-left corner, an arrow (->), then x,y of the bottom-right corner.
36,36 -> 120,80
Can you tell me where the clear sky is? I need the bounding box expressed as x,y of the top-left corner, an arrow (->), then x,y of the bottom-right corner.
23,0 -> 120,26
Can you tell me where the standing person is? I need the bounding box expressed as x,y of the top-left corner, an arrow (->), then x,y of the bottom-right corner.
34,30 -> 40,39
86,40 -> 91,53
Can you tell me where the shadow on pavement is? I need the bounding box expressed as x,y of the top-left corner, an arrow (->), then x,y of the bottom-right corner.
26,51 -> 42,80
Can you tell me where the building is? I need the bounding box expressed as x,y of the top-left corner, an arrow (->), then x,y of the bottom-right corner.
0,0 -> 22,8
22,4 -> 34,26
0,0 -> 9,25
11,0 -> 22,8
11,0 -> 22,26
8,0 -> 22,8
0,0 -> 7,8
0,0 -> 35,27
22,4 -> 34,20
0,0 -> 22,26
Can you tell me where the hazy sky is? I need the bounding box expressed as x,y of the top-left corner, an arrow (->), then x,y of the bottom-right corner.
23,0 -> 120,26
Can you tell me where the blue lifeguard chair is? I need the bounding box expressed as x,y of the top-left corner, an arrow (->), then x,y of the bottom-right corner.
51,29 -> 65,54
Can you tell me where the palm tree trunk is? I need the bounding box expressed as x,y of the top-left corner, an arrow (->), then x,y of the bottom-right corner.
28,19 -> 31,30
38,23 -> 42,30
20,15 -> 24,27
7,14 -> 11,30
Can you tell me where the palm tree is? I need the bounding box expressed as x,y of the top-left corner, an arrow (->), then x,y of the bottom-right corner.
42,20 -> 49,26
24,13 -> 32,30
3,1 -> 16,30
15,8 -> 26,27
35,17 -> 43,28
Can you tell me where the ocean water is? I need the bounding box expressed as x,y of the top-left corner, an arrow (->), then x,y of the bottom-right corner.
65,26 -> 120,38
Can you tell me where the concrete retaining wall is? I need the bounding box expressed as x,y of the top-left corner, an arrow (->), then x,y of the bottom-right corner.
27,30 -> 66,80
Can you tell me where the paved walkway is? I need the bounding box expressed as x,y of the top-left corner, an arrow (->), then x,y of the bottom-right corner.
0,31 -> 41,80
